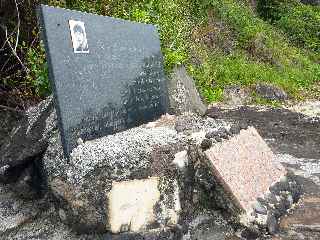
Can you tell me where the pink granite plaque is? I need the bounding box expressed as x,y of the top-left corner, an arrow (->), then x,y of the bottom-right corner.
205,127 -> 286,213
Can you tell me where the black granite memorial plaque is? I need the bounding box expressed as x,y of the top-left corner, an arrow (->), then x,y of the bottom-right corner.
38,5 -> 168,157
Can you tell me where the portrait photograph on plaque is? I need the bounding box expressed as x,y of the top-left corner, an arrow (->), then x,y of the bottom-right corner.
69,20 -> 89,53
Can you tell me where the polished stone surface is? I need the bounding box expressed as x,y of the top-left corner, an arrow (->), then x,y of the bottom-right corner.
38,5 -> 168,156
205,127 -> 286,212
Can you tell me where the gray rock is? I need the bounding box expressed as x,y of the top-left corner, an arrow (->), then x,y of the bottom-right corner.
266,212 -> 279,234
201,138 -> 212,150
0,108 -> 23,149
0,96 -> 56,180
300,0 -> 320,5
0,185 -> 45,237
229,125 -> 240,135
214,136 -> 222,142
0,97 -> 55,167
223,85 -> 250,106
205,128 -> 228,139
43,122 -> 183,233
168,65 -> 207,116
238,120 -> 248,130
255,83 -> 288,101
254,201 -> 267,215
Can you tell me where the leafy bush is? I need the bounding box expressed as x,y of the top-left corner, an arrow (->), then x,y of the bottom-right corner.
257,0 -> 320,52
276,4 -> 320,52
188,0 -> 320,102
256,0 -> 299,22
25,42 -> 50,97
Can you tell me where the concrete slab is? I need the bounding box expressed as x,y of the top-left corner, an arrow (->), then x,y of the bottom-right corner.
204,127 -> 286,212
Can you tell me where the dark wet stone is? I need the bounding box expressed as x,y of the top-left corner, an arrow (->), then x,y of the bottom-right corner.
219,131 -> 229,139
240,228 -> 261,240
201,138 -> 212,150
205,130 -> 218,139
39,5 -> 168,157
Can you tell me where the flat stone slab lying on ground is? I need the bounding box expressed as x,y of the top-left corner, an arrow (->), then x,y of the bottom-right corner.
204,127 -> 286,213
38,5 -> 168,156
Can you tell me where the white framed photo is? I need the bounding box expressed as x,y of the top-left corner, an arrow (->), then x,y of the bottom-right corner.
69,20 -> 89,53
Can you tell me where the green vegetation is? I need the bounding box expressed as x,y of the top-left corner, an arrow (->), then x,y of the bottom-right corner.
25,43 -> 50,97
1,0 -> 319,105
257,0 -> 320,53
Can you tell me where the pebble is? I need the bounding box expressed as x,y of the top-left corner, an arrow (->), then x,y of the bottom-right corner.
229,125 -> 240,135
215,136 -> 222,142
254,201 -> 267,215
239,120 -> 248,130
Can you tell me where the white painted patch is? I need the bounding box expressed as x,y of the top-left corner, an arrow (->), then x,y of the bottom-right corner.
107,177 -> 160,233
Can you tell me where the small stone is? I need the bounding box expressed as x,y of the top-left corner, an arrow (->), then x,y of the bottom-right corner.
201,138 -> 212,150
219,131 -> 229,139
229,125 -> 240,135
120,224 -> 130,232
239,120 -> 248,130
214,136 -> 222,142
58,208 -> 67,221
270,181 -> 290,194
255,213 -> 268,225
255,83 -> 288,101
265,192 -> 277,204
205,128 -> 223,139
205,131 -> 217,139
225,129 -> 232,137
241,228 -> 261,239
174,118 -> 193,133
77,138 -> 84,145
254,201 -> 267,215
279,176 -> 287,183
172,151 -> 188,169
286,194 -> 293,207
0,165 -> 10,175
267,212 -> 279,234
